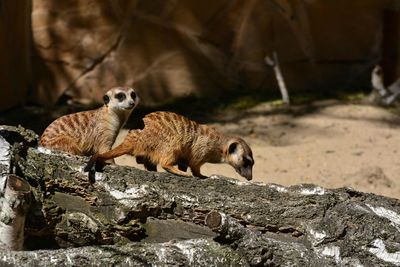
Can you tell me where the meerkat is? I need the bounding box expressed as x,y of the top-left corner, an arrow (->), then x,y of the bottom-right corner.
40,86 -> 139,156
84,111 -> 254,180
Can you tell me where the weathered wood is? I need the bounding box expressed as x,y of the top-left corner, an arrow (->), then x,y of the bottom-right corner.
0,175 -> 31,250
0,126 -> 399,266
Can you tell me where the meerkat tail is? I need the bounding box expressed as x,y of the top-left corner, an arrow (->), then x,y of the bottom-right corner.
84,143 -> 133,172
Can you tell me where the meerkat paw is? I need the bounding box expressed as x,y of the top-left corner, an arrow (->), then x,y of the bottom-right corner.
84,155 -> 98,172
191,167 -> 207,179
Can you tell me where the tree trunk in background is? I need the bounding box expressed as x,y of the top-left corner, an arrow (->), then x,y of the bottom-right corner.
0,1 -> 32,111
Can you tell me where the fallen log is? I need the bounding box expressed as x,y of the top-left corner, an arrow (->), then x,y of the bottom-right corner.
0,125 -> 399,266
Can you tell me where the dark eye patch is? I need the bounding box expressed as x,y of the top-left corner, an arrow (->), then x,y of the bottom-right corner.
243,157 -> 253,167
228,142 -> 238,154
115,92 -> 126,102
103,95 -> 110,105
130,91 -> 136,100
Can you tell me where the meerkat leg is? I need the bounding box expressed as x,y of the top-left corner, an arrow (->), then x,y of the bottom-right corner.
136,156 -> 157,171
159,155 -> 190,177
144,161 -> 157,171
136,156 -> 145,165
190,164 -> 207,179
177,162 -> 188,172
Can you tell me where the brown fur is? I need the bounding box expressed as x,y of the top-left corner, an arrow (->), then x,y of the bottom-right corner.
84,111 -> 254,180
40,87 -> 139,156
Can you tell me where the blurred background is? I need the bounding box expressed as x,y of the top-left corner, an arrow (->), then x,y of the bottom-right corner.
1,0 -> 399,198
1,0 -> 400,109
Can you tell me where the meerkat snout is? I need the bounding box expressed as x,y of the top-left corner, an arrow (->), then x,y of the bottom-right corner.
225,138 -> 254,180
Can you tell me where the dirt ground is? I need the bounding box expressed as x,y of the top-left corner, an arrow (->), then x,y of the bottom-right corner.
114,100 -> 400,199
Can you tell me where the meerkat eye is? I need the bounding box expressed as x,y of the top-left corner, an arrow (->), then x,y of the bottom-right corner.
103,95 -> 110,105
130,91 -> 136,100
115,92 -> 126,102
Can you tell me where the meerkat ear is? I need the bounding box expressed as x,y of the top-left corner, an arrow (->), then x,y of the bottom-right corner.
228,142 -> 238,155
103,95 -> 110,105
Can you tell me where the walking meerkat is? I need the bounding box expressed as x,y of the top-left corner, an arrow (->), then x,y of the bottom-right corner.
84,111 -> 254,180
40,86 -> 139,156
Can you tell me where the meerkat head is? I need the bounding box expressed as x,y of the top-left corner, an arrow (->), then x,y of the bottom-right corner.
103,86 -> 139,113
224,137 -> 254,180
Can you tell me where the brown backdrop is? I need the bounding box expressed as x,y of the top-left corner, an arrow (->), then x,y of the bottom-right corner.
0,0 -> 398,110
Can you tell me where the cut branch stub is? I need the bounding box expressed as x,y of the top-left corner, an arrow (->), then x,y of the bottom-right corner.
0,175 -> 32,250
205,211 -> 254,242
6,175 -> 31,194
205,211 -> 222,230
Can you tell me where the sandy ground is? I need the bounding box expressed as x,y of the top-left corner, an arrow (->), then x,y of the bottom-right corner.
113,100 -> 400,199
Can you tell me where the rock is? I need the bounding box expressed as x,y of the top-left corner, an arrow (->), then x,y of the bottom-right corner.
0,126 -> 399,266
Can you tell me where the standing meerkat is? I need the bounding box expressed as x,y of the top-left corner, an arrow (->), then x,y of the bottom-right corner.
84,111 -> 254,180
40,86 -> 139,156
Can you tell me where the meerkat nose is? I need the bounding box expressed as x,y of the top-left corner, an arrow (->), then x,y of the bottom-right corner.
128,101 -> 135,108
